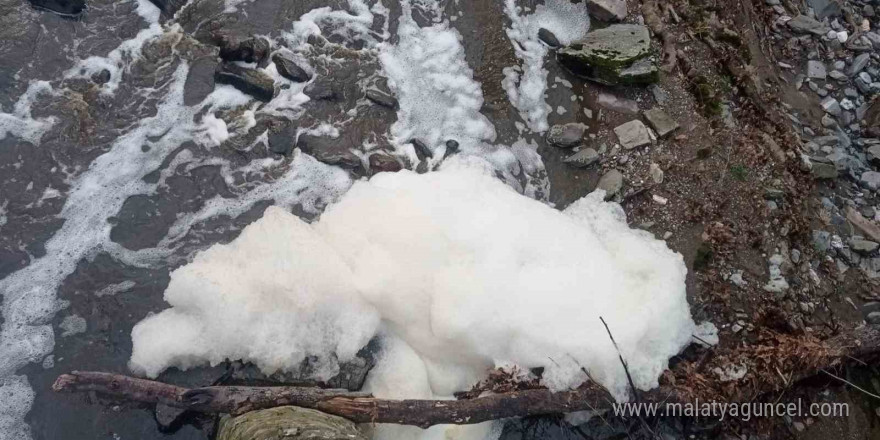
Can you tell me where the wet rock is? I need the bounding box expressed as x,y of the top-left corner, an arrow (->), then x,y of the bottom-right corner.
216,406 -> 366,440
557,25 -> 658,86
272,53 -> 311,82
215,63 -> 275,101
369,153 -> 402,173
304,80 -> 338,101
154,403 -> 187,433
267,125 -> 297,156
850,53 -> 871,77
564,148 -> 600,167
587,0 -> 627,22
444,139 -> 459,157
410,139 -> 434,158
184,57 -> 218,106
643,108 -> 679,138
850,238 -> 879,254
538,28 -> 560,48
90,69 -> 111,85
365,89 -> 397,109
596,92 -> 639,115
28,0 -> 85,16
546,123 -> 587,147
148,0 -> 188,18
649,84 -> 669,105
787,15 -> 830,35
218,35 -> 271,64
313,150 -> 363,172
807,60 -> 827,80
596,169 -> 624,199
613,120 -> 651,149
811,162 -> 838,179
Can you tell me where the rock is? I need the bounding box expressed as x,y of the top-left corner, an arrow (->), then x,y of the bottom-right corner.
868,312 -> 880,324
813,230 -> 832,252
216,406 -> 367,440
410,139 -> 434,158
564,148 -> 600,167
850,238 -> 879,254
368,153 -> 402,173
304,80 -> 338,101
649,84 -> 669,105
587,0 -> 627,22
596,169 -> 624,199
154,403 -> 187,433
642,108 -> 679,138
538,28 -> 560,48
267,125 -> 297,155
806,0 -> 841,19
546,123 -> 587,147
147,0 -> 188,18
811,162 -> 838,179
787,15 -> 830,35
444,139 -> 459,157
596,92 -> 639,114
272,53 -> 312,82
215,64 -> 275,101
861,171 -> 880,189
28,0 -> 85,16
557,25 -> 658,86
866,145 -> 880,164
807,60 -> 827,80
218,36 -> 271,64
846,206 -> 880,243
820,97 -> 841,116
365,78 -> 397,109
613,120 -> 651,149
850,53 -> 871,77
649,163 -> 664,183
91,69 -> 111,85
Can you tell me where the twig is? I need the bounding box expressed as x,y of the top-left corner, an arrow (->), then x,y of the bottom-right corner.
820,369 -> 880,400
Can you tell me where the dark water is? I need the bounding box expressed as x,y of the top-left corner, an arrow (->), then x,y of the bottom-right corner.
0,0 -> 666,438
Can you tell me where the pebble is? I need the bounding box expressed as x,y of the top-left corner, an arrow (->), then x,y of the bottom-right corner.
596,169 -> 624,199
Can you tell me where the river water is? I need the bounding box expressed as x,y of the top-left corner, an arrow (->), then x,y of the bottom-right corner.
0,0 -> 624,438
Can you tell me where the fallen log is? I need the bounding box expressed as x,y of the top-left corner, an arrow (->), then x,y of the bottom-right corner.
53,325 -> 880,428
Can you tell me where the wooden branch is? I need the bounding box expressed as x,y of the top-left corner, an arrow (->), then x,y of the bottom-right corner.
54,325 -> 880,428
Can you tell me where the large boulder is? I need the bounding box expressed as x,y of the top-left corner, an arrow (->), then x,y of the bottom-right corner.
557,25 -> 658,86
28,0 -> 85,16
216,406 -> 367,440
147,0 -> 189,18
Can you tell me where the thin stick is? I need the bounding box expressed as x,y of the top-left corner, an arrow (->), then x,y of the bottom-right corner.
600,316 -> 640,402
820,369 -> 880,401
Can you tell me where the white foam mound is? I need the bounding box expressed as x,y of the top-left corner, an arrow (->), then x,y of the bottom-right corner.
130,163 -> 696,400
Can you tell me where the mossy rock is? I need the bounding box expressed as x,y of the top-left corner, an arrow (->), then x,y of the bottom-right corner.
216,406 -> 366,440
557,24 -> 658,86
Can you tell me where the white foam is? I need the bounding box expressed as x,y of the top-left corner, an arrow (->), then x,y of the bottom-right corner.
0,81 -> 57,145
131,164 -> 697,408
502,0 -> 589,133
286,0 -> 383,48
379,2 -> 496,162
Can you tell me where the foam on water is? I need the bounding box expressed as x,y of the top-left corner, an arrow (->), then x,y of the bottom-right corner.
0,81 -> 57,145
130,163 -> 697,428
502,0 -> 589,133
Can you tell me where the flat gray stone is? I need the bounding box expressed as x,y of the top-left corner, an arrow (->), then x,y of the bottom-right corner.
614,119 -> 651,149
596,92 -> 639,114
806,0 -> 841,19
850,238 -> 879,254
811,162 -> 838,179
787,15 -> 830,35
643,108 -> 679,138
861,170 -> 880,189
596,169 -> 624,199
850,53 -> 871,77
565,148 -> 600,167
821,97 -> 841,116
807,60 -> 826,80
546,123 -> 588,148
867,144 -> 880,164
813,230 -> 832,252
587,0 -> 627,22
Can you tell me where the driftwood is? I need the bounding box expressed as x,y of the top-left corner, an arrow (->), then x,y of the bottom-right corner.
53,325 -> 880,428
